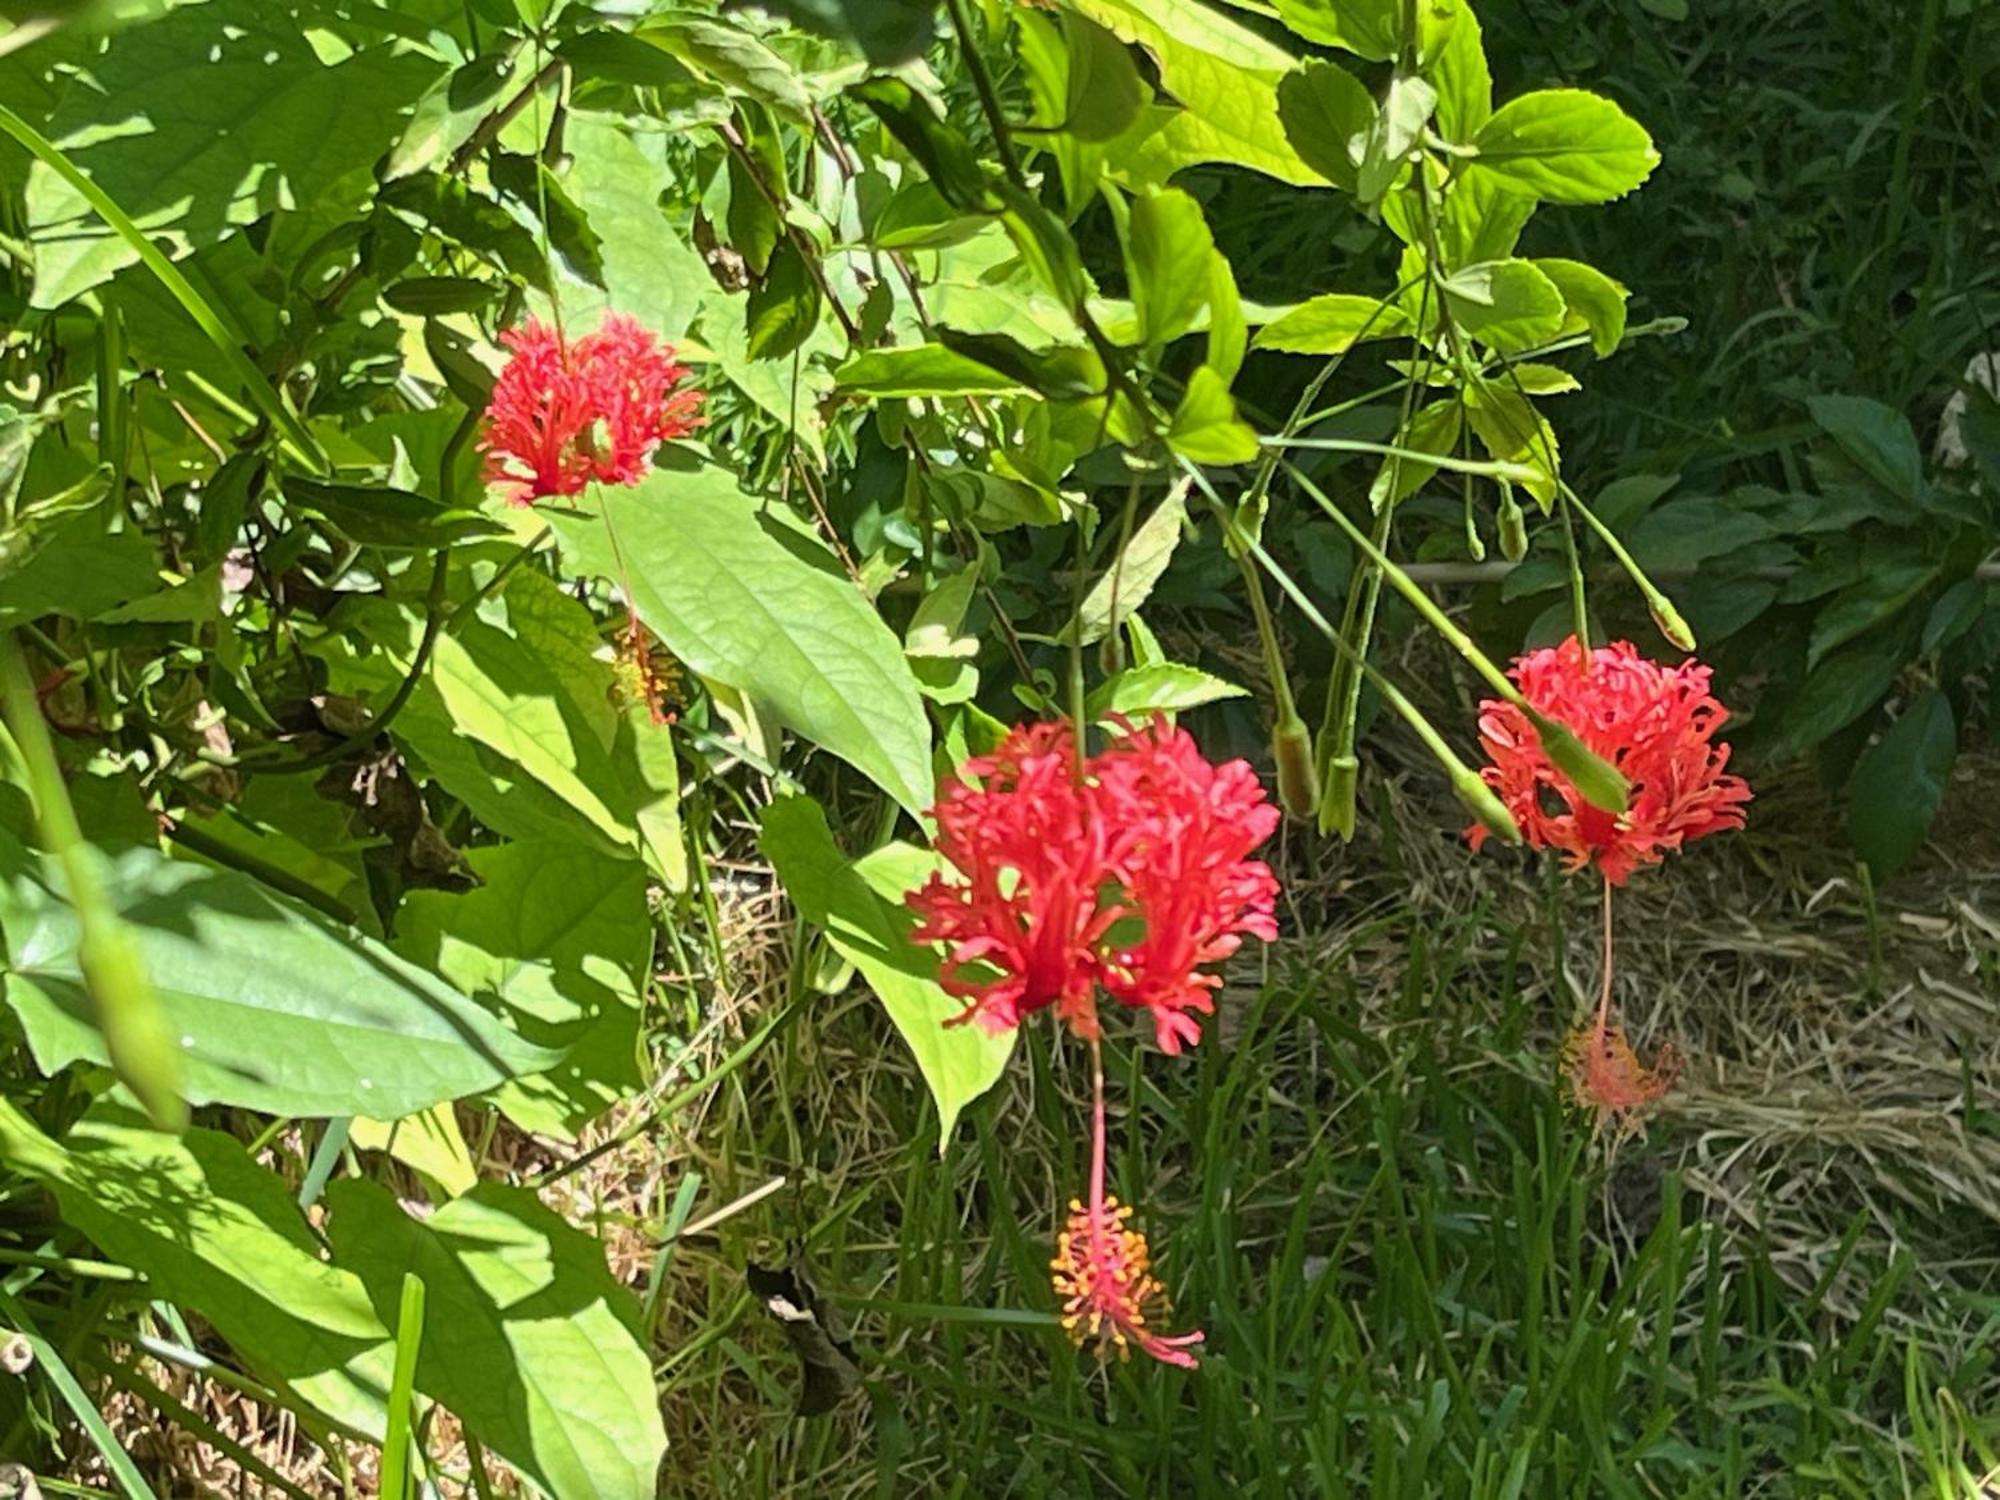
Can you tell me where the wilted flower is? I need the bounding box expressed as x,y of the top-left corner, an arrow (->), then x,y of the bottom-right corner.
1467,636 -> 1751,885
906,717 -> 1280,1052
480,314 -> 704,506
1561,1015 -> 1679,1134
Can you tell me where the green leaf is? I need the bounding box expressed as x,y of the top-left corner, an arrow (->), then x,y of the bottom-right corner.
1276,0 -> 1461,61
835,344 -> 1029,398
1466,384 -> 1560,506
1125,187 -> 1215,351
1369,399 -> 1464,509
333,568 -> 686,878
1848,692 -> 1956,877
746,238 -> 823,361
1086,663 -> 1247,722
1168,366 -> 1261,465
550,464 -> 934,817
1806,564 -> 1937,670
1442,259 -> 1567,354
1254,293 -> 1412,354
639,15 -> 812,122
541,120 -> 710,338
1431,3 -> 1492,141
282,477 -> 505,550
1763,632 -> 1911,764
326,1180 -> 666,1500
395,842 -> 649,1140
1353,75 -> 1436,207
1275,59 -> 1373,194
20,3 -> 442,306
754,0 -> 938,64
0,1100 -> 395,1438
0,495 -> 160,628
1806,394 -> 1925,506
1073,487 -> 1187,645
1466,88 -> 1659,205
1062,0 -> 1319,186
1535,257 -> 1629,357
759,796 -> 1011,1148
0,830 -> 557,1119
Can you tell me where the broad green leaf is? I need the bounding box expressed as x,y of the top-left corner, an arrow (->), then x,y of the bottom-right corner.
550,464 -> 934,817
1277,0 -> 1462,62
1431,3 -> 1492,141
0,830 -> 556,1119
22,3 -> 442,306
327,1180 -> 666,1500
1354,75 -> 1436,208
1443,259 -> 1566,354
1254,293 -> 1412,354
754,0 -> 938,64
1431,167 -> 1536,265
540,120 -> 710,338
332,567 -> 686,881
1125,188 -> 1215,351
759,796 -> 1011,1148
182,777 -> 384,937
1370,399 -> 1464,509
1762,631 -> 1911,764
351,1104 -> 478,1197
1168,366 -> 1261,465
396,842 -> 650,1140
1466,384 -> 1560,506
746,239 -> 822,361
282,477 -> 504,550
835,345 -> 1030,398
0,1100 -> 394,1437
1806,394 -> 1925,506
1086,663 -> 1247,722
1062,0 -> 1320,186
1074,487 -> 1188,645
1848,692 -> 1956,878
1275,59 -> 1372,194
1536,257 -> 1629,357
1466,88 -> 1659,205
1806,564 -> 1937,671
1206,250 -> 1248,382
639,15 -> 812,122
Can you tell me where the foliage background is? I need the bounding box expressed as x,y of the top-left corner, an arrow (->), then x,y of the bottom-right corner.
0,0 -> 1994,1495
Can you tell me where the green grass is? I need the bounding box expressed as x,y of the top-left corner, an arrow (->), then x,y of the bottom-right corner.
669,884 -> 2000,1498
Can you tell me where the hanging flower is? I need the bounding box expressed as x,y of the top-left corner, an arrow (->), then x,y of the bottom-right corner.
1561,1016 -> 1679,1135
906,718 -> 1280,1051
1467,636 -> 1751,885
1093,719 -> 1281,1055
1051,1194 -> 1204,1369
906,723 -> 1116,1040
480,314 -> 704,507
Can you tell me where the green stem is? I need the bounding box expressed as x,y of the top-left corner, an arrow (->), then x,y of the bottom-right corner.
0,634 -> 184,1129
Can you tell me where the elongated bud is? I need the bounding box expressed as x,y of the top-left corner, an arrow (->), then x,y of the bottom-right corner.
1097,628 -> 1125,677
1317,752 -> 1360,840
1497,487 -> 1529,561
1463,494 -> 1486,562
1527,710 -> 1628,814
1647,592 -> 1696,653
1452,767 -> 1521,845
81,919 -> 187,1132
1273,712 -> 1318,821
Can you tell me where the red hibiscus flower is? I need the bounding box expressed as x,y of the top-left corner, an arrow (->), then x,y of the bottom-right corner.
1467,636 -> 1751,885
907,717 -> 1280,1053
480,314 -> 704,506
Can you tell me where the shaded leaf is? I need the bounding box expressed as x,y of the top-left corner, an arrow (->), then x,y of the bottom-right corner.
327,1180 -> 665,1500
0,831 -> 555,1119
759,796 -> 1011,1147
1848,692 -> 1955,877
550,465 -> 934,817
